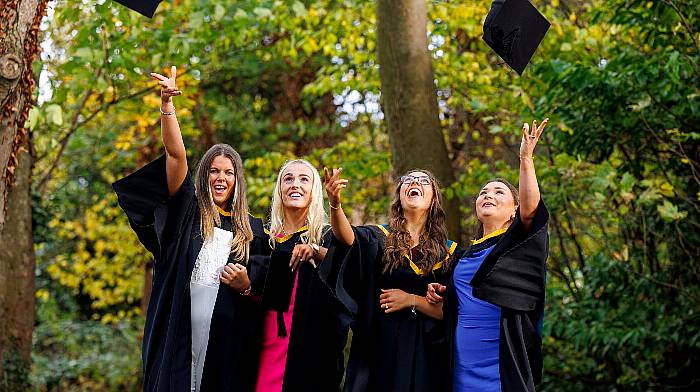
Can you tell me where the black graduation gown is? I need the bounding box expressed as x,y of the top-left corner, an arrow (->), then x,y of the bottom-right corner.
112,155 -> 269,392
247,229 -> 352,392
321,225 -> 458,392
444,201 -> 549,392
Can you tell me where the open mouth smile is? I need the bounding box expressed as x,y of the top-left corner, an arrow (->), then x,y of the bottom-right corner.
288,191 -> 304,200
213,184 -> 227,196
406,188 -> 423,198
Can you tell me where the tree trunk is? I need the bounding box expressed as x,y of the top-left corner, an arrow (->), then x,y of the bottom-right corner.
0,0 -> 48,389
376,0 -> 462,239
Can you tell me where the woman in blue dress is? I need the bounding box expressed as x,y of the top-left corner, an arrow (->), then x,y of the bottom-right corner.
428,118 -> 550,392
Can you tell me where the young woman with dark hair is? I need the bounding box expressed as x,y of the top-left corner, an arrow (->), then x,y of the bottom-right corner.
112,66 -> 268,392
427,118 -> 551,392
322,168 -> 459,392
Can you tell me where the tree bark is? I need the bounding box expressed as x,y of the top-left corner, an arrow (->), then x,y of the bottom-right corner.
0,0 -> 48,389
376,0 -> 462,239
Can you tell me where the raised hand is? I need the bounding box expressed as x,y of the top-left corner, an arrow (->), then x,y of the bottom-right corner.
519,118 -> 548,160
151,65 -> 182,103
220,263 -> 251,292
324,167 -> 348,208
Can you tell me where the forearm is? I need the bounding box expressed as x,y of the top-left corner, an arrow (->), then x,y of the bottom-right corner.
413,294 -> 444,320
160,99 -> 186,161
330,206 -> 355,246
519,156 -> 540,228
160,99 -> 188,195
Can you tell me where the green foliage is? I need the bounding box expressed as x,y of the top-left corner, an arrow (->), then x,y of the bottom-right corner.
31,282 -> 142,391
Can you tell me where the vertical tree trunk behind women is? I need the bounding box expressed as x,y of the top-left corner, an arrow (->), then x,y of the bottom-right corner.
0,0 -> 48,389
376,0 -> 462,239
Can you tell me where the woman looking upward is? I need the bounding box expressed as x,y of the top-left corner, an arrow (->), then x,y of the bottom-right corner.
428,119 -> 551,392
323,168 -> 458,392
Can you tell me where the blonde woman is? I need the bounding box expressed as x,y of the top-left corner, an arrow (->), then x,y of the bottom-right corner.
113,66 -> 268,392
248,159 -> 351,392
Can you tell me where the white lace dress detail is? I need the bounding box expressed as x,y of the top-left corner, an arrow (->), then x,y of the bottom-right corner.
190,227 -> 233,392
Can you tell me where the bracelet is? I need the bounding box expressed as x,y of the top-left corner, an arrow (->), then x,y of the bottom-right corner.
160,109 -> 176,116
411,294 -> 417,316
329,202 -> 341,210
239,286 -> 251,296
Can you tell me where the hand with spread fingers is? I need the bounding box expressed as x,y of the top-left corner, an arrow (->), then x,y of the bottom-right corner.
426,283 -> 447,305
519,118 -> 548,160
324,167 -> 348,208
289,243 -> 316,271
219,263 -> 251,293
151,65 -> 182,103
379,288 -> 414,313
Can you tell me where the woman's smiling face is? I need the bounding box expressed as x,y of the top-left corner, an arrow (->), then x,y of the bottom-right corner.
280,163 -> 314,211
209,155 -> 236,209
399,171 -> 434,213
475,181 -> 517,226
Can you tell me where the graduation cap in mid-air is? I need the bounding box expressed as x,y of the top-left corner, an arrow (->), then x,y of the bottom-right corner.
483,0 -> 551,75
113,0 -> 163,18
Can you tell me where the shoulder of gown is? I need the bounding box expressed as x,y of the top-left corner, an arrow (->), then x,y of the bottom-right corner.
470,199 -> 550,311
112,154 -> 195,258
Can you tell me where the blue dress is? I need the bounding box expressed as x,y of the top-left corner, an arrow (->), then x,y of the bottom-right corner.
453,232 -> 506,391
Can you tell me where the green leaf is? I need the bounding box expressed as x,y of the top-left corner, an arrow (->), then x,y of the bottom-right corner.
45,104 -> 63,126
214,4 -> 226,21
25,107 -> 41,130
292,1 -> 307,17
189,11 -> 205,29
656,200 -> 687,222
233,8 -> 247,20
254,7 -> 273,19
74,47 -> 94,61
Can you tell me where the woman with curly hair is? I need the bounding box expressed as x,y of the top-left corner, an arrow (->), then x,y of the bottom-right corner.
322,168 -> 458,392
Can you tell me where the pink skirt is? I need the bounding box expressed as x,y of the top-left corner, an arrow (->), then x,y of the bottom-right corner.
255,274 -> 299,392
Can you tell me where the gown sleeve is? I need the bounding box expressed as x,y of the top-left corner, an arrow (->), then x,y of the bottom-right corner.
112,155 -> 195,260
319,225 -> 384,316
470,200 -> 549,312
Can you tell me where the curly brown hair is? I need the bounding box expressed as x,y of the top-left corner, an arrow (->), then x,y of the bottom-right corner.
382,170 -> 450,274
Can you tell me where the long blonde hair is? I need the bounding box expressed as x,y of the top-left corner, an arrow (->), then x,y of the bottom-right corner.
195,144 -> 253,263
268,160 -> 328,248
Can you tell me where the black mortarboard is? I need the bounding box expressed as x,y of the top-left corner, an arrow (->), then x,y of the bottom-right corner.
113,0 -> 163,18
482,0 -> 551,75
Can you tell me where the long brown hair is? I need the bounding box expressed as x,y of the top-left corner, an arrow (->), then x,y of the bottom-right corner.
195,144 -> 253,263
474,178 -> 519,239
383,169 -> 449,274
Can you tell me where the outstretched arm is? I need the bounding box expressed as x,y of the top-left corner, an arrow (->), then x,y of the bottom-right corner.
518,118 -> 548,231
324,167 -> 354,245
151,66 -> 187,196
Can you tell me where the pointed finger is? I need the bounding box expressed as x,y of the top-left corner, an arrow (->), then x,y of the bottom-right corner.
324,167 -> 330,182
151,72 -> 167,81
170,66 -> 177,80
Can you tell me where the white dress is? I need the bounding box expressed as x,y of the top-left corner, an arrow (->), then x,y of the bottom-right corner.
189,226 -> 233,392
